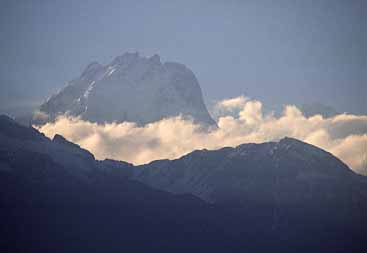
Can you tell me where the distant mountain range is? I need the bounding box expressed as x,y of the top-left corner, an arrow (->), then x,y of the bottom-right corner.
35,52 -> 216,126
1,114 -> 367,252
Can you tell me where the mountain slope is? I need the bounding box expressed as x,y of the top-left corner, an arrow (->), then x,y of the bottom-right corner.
134,138 -> 367,205
36,52 -> 216,126
0,115 -> 238,253
1,115 -> 367,252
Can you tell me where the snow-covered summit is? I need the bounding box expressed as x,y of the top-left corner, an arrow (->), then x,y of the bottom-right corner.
36,52 -> 216,126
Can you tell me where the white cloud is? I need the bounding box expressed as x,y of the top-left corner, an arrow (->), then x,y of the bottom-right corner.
216,95 -> 248,110
38,96 -> 367,175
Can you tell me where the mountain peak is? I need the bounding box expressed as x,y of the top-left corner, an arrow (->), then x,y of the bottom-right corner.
278,136 -> 305,146
53,134 -> 76,146
52,134 -> 95,160
279,136 -> 298,142
111,51 -> 140,65
81,61 -> 103,76
37,52 -> 216,126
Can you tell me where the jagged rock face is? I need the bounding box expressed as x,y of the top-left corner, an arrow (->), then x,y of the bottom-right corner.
37,52 -> 216,126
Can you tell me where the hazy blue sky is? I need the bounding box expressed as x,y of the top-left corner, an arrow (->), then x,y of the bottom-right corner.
0,0 -> 366,114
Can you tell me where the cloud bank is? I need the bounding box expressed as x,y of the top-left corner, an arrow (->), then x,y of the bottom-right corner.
38,96 -> 367,174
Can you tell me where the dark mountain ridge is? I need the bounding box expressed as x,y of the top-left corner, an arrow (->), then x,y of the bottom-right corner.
1,115 -> 366,252
134,137 -> 361,203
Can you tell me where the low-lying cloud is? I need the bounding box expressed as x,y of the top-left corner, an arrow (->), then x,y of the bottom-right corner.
38,96 -> 367,174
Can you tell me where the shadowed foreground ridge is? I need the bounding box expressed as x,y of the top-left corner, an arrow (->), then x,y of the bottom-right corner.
0,115 -> 367,253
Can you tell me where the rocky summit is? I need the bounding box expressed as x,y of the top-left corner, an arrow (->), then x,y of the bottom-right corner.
36,52 -> 216,126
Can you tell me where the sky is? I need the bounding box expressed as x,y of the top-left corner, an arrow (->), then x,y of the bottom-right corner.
0,0 -> 366,115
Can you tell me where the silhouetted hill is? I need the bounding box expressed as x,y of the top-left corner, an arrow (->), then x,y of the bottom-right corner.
1,115 -> 366,252
134,137 -> 363,204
